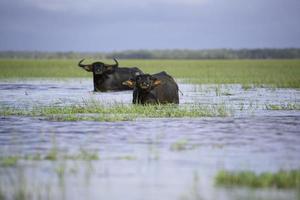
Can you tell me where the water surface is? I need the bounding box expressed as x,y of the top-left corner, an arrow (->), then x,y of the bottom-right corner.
0,79 -> 299,200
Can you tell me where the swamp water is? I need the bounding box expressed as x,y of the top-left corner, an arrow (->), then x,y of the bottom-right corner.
0,79 -> 300,200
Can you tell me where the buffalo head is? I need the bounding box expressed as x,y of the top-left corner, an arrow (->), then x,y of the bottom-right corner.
78,58 -> 119,75
123,74 -> 161,91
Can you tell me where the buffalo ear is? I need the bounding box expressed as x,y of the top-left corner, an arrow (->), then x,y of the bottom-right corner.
105,65 -> 115,73
153,80 -> 161,86
122,79 -> 135,88
83,65 -> 93,72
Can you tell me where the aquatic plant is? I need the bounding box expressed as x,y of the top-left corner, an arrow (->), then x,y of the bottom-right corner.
265,103 -> 300,110
179,172 -> 203,200
170,139 -> 189,151
170,139 -> 199,152
0,162 -> 58,200
0,150 -> 99,163
0,101 -> 232,122
24,154 -> 42,161
114,155 -> 137,160
45,148 -> 58,161
0,156 -> 19,167
215,169 -> 300,189
215,85 -> 222,96
241,84 -> 253,90
55,162 -> 66,184
64,149 -> 99,161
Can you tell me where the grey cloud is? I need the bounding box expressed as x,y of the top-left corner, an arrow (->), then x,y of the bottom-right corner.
0,0 -> 299,51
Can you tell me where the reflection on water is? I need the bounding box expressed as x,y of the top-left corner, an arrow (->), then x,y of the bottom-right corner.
0,79 -> 300,200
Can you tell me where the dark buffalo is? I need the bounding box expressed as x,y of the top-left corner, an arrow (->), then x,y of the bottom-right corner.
123,71 -> 179,104
78,59 -> 143,92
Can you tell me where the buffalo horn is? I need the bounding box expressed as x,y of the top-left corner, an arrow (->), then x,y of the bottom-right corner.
107,58 -> 119,67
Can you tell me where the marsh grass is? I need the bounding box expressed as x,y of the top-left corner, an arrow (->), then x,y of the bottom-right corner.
0,148 -> 100,199
0,101 -> 231,122
0,156 -> 19,167
170,139 -> 189,151
64,149 -> 99,161
169,139 -> 199,151
49,149 -> 99,161
0,161 -> 64,200
0,149 -> 99,164
45,146 -> 58,161
215,170 -> 300,189
1,59 -> 300,87
55,162 -> 66,185
179,172 -> 203,200
114,155 -> 137,160
265,103 -> 300,110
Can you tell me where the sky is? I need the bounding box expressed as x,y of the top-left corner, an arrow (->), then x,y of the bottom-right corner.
0,0 -> 299,52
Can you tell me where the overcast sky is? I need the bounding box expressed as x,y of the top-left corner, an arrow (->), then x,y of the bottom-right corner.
0,0 -> 299,51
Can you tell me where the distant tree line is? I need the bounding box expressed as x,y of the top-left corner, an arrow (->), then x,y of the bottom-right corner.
1,49 -> 300,59
0,51 -> 105,60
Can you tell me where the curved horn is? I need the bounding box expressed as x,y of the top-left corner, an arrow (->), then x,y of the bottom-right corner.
78,58 -> 86,67
78,58 -> 93,72
113,58 -> 119,67
106,58 -> 119,68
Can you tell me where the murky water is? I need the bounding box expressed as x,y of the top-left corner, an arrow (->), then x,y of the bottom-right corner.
0,79 -> 300,200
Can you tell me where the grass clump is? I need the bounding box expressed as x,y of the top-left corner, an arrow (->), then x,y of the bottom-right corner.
45,148 -> 99,161
170,139 -> 190,151
170,139 -> 199,151
265,103 -> 300,110
44,148 -> 58,161
64,149 -> 99,161
0,156 -> 19,167
114,155 -> 137,160
215,169 -> 300,189
0,150 -> 99,163
0,101 -> 231,122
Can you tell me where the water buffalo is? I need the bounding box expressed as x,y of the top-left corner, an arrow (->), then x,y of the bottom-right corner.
123,71 -> 179,104
78,59 -> 143,92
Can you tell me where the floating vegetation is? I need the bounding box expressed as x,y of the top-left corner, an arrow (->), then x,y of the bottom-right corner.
0,101 -> 232,122
241,84 -> 253,90
170,139 -> 190,151
170,139 -> 200,152
64,149 -> 99,161
0,156 -> 19,167
215,85 -> 222,96
0,149 -> 99,164
265,103 -> 300,110
215,169 -> 300,189
55,162 -> 66,184
44,146 -> 58,161
114,155 -> 137,160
